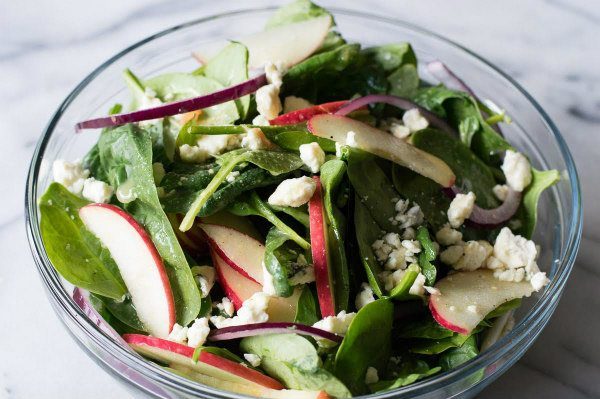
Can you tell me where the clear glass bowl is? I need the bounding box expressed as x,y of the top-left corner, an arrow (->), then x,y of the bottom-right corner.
25,7 -> 582,399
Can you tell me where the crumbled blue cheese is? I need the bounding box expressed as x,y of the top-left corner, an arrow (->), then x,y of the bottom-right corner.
252,114 -> 270,126
193,266 -> 215,298
289,265 -> 315,285
492,184 -> 509,201
241,127 -> 273,151
261,262 -> 278,295
402,108 -> 429,132
244,353 -> 262,367
210,292 -> 271,329
453,241 -> 493,271
447,191 -> 476,228
255,62 -> 285,120
283,96 -> 313,113
267,176 -> 316,207
436,224 -> 463,246
408,273 -> 427,296
52,159 -> 90,195
365,367 -> 379,385
346,130 -> 358,148
393,199 -> 424,229
81,178 -> 113,203
179,134 -> 241,163
187,317 -> 210,348
355,283 -> 376,310
168,323 -> 189,344
215,297 -> 235,317
313,311 -> 356,336
299,142 -> 325,173
501,150 -> 532,192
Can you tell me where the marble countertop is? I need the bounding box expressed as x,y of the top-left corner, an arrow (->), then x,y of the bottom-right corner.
1,0 -> 599,398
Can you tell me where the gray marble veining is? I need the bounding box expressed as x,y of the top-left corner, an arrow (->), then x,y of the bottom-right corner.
1,0 -> 598,398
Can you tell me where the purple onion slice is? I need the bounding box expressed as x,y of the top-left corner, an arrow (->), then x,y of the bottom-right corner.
76,74 -> 267,130
334,94 -> 457,137
443,186 -> 521,228
208,322 -> 343,343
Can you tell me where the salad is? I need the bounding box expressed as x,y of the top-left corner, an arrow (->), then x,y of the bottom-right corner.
39,1 -> 561,398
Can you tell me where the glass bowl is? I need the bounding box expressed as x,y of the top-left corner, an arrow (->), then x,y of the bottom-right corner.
25,7 -> 582,399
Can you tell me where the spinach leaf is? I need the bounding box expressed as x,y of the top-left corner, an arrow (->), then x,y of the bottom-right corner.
263,227 -> 302,297
410,333 -> 471,355
389,264 -> 420,300
515,168 -> 560,239
439,335 -> 479,371
228,191 -> 309,249
294,285 -> 320,325
485,298 -> 521,319
269,204 -> 310,228
397,318 -> 454,340
241,334 -> 352,398
270,131 -> 336,153
388,64 -> 420,97
334,298 -> 394,395
160,162 -> 219,192
347,150 -> 401,232
354,196 -> 385,297
180,149 -> 304,230
416,226 -> 437,285
370,358 -> 440,393
362,43 -> 416,72
39,183 -> 127,299
97,124 -> 201,325
320,159 -> 350,312
90,293 -> 145,332
88,294 -> 141,335
203,42 -> 250,119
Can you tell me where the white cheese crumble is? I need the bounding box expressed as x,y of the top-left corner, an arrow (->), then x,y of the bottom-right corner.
52,159 -> 89,195
256,82 -> 282,120
436,224 -> 463,246
385,117 -> 411,140
408,273 -> 427,296
402,108 -> 429,132
265,61 -> 285,86
81,178 -> 113,203
447,191 -> 476,228
187,317 -> 210,348
267,176 -> 316,207
289,265 -> 315,285
179,144 -> 210,163
215,297 -> 235,317
252,114 -> 270,126
210,292 -> 271,329
241,127 -> 273,151
283,96 -> 313,113
440,244 -> 464,265
168,323 -> 189,344
226,171 -> 240,183
261,262 -> 278,296
193,266 -> 216,298
244,353 -> 262,367
492,184 -> 509,202
179,134 -> 241,163
501,150 -> 532,192
299,142 -> 326,173
346,130 -> 358,148
453,240 -> 493,271
365,367 -> 379,385
355,283 -> 376,310
313,311 -> 356,336
393,199 -> 424,229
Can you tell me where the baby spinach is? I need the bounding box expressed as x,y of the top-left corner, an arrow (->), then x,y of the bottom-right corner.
516,168 -> 560,239
485,298 -> 521,319
410,333 -> 471,355
269,204 -> 310,228
294,285 -> 320,325
160,162 -> 219,192
388,264 -> 420,300
97,124 -> 201,325
228,191 -> 310,249
397,318 -> 455,340
90,293 -> 146,332
263,227 -> 303,297
180,149 -> 304,230
439,335 -> 479,371
416,226 -> 437,286
39,183 -> 127,299
354,196 -> 385,297
270,131 -> 336,153
362,43 -> 419,97
370,358 -> 441,393
320,159 -> 350,312
334,298 -> 394,395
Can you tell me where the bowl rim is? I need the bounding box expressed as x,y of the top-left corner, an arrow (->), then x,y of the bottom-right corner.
25,6 -> 583,398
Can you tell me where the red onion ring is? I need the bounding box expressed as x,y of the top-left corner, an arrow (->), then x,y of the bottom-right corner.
208,322 -> 343,343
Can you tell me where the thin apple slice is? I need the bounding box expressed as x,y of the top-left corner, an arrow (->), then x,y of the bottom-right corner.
123,334 -> 283,390
79,204 -> 175,338
200,210 -> 262,241
211,250 -> 300,321
269,101 -> 348,125
241,16 -> 332,69
308,176 -> 335,317
429,270 -> 534,334
308,114 -> 456,187
201,223 -> 265,284
170,364 -> 330,399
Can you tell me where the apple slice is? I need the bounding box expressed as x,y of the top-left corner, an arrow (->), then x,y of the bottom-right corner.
242,16 -> 332,69
201,223 -> 265,284
308,114 -> 456,187
429,270 -> 534,334
211,250 -> 300,321
123,334 -> 283,390
269,101 -> 348,126
308,177 -> 335,318
170,365 -> 329,399
200,210 -> 262,241
79,204 -> 175,338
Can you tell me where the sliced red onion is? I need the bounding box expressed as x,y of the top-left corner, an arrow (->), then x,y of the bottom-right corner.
76,74 -> 267,130
443,186 -> 521,228
72,288 -> 130,347
208,322 -> 343,343
334,94 -> 457,137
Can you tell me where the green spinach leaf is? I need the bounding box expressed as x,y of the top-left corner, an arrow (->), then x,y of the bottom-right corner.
515,168 -> 560,239
294,285 -> 320,325
370,358 -> 440,393
439,335 -> 479,371
90,293 -> 145,332
416,226 -> 437,285
263,227 -> 302,297
354,197 -> 385,297
388,264 -> 420,300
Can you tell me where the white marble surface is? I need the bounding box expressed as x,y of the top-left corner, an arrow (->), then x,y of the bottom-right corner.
1,0 -> 599,398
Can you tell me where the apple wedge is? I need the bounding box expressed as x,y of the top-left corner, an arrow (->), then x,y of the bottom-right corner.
242,16 -> 332,69
201,223 -> 265,284
123,334 -> 284,390
79,204 -> 175,339
308,114 -> 456,187
269,101 -> 348,126
308,177 -> 335,317
170,365 -> 330,399
211,250 -> 300,321
429,270 -> 534,335
201,211 -> 262,241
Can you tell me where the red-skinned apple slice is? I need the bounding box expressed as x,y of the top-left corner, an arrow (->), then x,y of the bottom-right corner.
201,223 -> 265,284
269,101 -> 348,125
170,365 -> 330,399
429,270 -> 534,335
211,250 -> 300,321
79,204 -> 175,338
308,177 -> 335,318
242,16 -> 332,69
123,334 -> 283,390
308,114 -> 456,187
